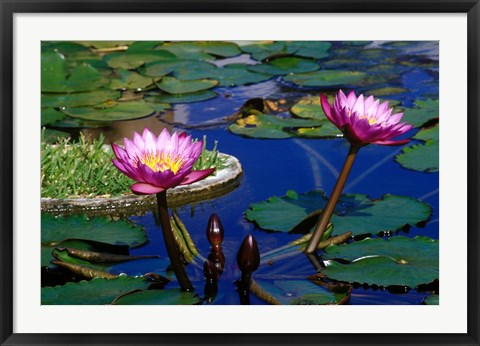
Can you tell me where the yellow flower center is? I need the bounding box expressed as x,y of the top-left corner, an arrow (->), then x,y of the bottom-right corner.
139,152 -> 183,174
358,115 -> 376,125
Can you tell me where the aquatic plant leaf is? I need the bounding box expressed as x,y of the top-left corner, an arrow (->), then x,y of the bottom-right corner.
283,70 -> 368,88
77,41 -> 133,49
248,57 -> 319,75
322,236 -> 438,288
50,117 -> 109,129
212,64 -> 271,87
42,51 -> 110,92
229,114 -> 323,139
284,41 -> 332,59
41,108 -> 66,126
145,90 -> 217,104
365,87 -> 408,96
290,95 -> 328,120
41,276 -> 152,304
287,123 -> 341,138
156,76 -> 218,94
161,41 -> 241,59
104,50 -> 176,69
252,279 -> 338,305
140,60 -> 218,79
41,214 -> 148,248
240,41 -> 289,60
62,102 -> 155,121
41,90 -> 121,108
396,124 -> 438,172
401,99 -> 439,128
110,70 -> 157,90
245,191 -> 431,236
127,41 -> 164,52
423,294 -> 439,305
112,289 -> 200,305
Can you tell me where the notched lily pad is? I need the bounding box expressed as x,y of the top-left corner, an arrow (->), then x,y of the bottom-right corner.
213,64 -> 271,87
146,90 -> 217,104
41,108 -> 66,126
62,101 -> 155,121
104,50 -> 176,69
401,99 -> 439,128
156,76 -> 218,94
41,90 -> 121,108
112,289 -> 200,305
322,236 -> 439,288
245,190 -> 432,236
110,70 -> 158,91
248,57 -> 319,76
283,70 -> 368,88
229,114 -> 323,139
396,124 -> 438,173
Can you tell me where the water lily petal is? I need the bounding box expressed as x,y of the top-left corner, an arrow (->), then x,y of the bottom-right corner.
371,139 -> 410,146
131,182 -> 165,195
133,131 -> 145,151
179,168 -> 215,185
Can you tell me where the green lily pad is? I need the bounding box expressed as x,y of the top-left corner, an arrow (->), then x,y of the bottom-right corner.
248,57 -> 319,75
245,191 -> 431,236
240,41 -> 289,61
396,124 -> 439,173
366,87 -> 408,96
286,122 -> 342,138
284,41 -> 331,59
290,95 -> 326,120
110,70 -> 157,90
127,41 -> 164,51
211,64 -> 271,87
41,108 -> 66,126
41,90 -> 120,108
42,42 -> 94,59
156,76 -> 218,94
145,90 -> 217,104
423,294 -> 439,305
42,214 -> 148,248
41,276 -> 153,304
322,236 -> 438,288
112,289 -> 200,305
229,114 -> 323,139
50,117 -> 109,129
401,99 -> 439,128
253,279 -> 342,305
42,51 -> 109,92
161,41 -> 241,60
283,70 -> 368,88
139,60 -> 219,80
104,50 -> 176,69
62,101 -> 155,121
77,41 -> 133,49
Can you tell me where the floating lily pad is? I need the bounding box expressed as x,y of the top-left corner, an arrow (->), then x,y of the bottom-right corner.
248,57 -> 319,75
41,90 -> 120,108
229,114 -> 323,139
241,41 -> 289,61
145,90 -> 217,104
41,128 -> 70,143
41,276 -> 153,305
366,87 -> 408,96
42,214 -> 148,248
284,41 -> 332,59
401,99 -> 439,128
62,102 -> 155,121
140,60 -> 218,80
50,117 -> 109,129
283,70 -> 368,88
245,191 -> 431,236
42,51 -> 109,92
290,95 -> 330,120
156,76 -> 218,94
396,124 -> 439,172
104,50 -> 176,69
423,294 -> 439,305
322,236 -> 438,288
161,41 -> 241,60
286,123 -> 341,138
127,41 -> 164,52
42,42 -> 94,58
112,289 -> 200,305
211,64 -> 271,87
253,279 -> 339,305
110,70 -> 157,90
41,108 -> 66,126
77,41 -> 133,49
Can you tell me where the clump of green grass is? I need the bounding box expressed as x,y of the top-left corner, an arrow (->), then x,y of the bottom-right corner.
41,131 -> 228,199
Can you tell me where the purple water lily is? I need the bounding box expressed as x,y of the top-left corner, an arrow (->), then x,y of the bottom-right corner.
321,90 -> 413,147
112,128 -> 215,195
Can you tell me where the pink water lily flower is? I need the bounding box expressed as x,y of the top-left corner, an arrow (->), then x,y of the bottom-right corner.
321,90 -> 413,147
112,128 -> 215,195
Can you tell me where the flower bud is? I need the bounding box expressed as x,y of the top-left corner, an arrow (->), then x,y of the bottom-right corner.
236,234 -> 260,276
206,213 -> 224,247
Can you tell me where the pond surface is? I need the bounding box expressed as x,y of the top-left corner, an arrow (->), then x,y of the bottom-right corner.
42,41 -> 439,305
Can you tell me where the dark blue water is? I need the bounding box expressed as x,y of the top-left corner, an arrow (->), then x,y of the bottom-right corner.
113,41 -> 439,305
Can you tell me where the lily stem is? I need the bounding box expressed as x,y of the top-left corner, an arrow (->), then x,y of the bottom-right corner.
156,191 -> 194,292
305,144 -> 360,254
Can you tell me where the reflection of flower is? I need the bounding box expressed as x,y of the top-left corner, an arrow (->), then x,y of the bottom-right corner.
112,128 -> 215,195
321,90 -> 413,146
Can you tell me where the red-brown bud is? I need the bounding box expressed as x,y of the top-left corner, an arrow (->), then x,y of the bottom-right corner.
236,234 -> 260,276
206,213 -> 224,247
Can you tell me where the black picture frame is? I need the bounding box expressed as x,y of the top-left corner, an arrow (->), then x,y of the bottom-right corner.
1,1 -> 479,345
